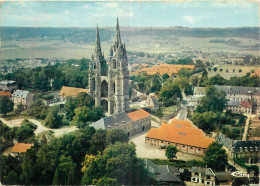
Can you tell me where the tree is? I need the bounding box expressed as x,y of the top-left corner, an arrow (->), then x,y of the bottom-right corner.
0,96 -> 14,116
239,69 -> 242,73
192,112 -> 217,133
203,142 -> 228,171
45,106 -> 63,128
52,156 -> 77,185
220,69 -> 223,72
191,76 -> 199,87
208,67 -> 212,71
195,59 -> 205,68
178,68 -> 191,77
64,97 -> 78,121
26,99 -> 48,119
162,73 -> 170,81
165,145 -> 178,160
106,129 -> 129,144
15,120 -> 37,142
213,67 -> 217,72
159,80 -> 182,107
184,84 -> 193,96
197,86 -> 228,113
0,155 -> 21,184
150,78 -> 162,92
226,69 -> 229,73
102,142 -> 145,185
72,106 -> 104,127
233,69 -> 235,73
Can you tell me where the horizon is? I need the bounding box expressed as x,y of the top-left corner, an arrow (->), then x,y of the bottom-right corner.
1,1 -> 259,28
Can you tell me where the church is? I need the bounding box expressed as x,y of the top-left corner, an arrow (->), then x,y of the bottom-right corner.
88,18 -> 130,115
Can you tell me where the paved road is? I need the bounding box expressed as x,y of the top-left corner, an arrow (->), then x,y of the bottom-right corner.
176,100 -> 188,120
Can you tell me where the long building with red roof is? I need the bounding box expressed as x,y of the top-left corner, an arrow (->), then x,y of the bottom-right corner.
145,119 -> 214,155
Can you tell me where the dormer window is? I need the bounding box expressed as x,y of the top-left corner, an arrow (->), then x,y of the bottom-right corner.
255,147 -> 258,151
245,147 -> 248,152
240,147 -> 243,152
250,147 -> 253,151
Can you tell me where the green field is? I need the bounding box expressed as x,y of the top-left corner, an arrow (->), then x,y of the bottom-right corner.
207,65 -> 259,79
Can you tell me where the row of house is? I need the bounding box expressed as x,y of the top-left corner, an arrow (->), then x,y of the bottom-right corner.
145,159 -> 242,186
145,119 -> 215,155
193,85 -> 260,114
90,109 -> 151,137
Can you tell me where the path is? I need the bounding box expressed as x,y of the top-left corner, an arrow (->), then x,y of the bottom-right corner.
242,115 -> 253,141
0,117 -> 78,137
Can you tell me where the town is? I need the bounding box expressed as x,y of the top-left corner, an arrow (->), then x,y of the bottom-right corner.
0,1 -> 259,186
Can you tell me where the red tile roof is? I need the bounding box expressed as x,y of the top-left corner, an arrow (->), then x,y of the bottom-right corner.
59,86 -> 88,97
0,91 -> 11,97
146,122 -> 214,148
127,109 -> 151,121
241,100 -> 252,108
170,118 -> 193,128
11,143 -> 34,153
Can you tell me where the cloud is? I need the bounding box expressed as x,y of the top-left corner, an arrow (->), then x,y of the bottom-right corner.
182,16 -> 194,23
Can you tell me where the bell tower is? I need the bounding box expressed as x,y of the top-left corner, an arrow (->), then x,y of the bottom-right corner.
88,18 -> 130,115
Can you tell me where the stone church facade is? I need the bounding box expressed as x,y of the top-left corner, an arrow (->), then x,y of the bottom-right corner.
88,18 -> 130,115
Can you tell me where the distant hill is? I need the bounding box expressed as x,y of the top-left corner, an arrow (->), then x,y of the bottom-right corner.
1,26 -> 259,43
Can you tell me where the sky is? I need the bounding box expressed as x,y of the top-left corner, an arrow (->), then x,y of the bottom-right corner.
0,0 -> 259,28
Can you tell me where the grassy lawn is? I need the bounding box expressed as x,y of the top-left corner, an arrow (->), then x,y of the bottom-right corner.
161,104 -> 180,120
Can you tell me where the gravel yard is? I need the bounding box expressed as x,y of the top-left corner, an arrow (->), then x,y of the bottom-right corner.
0,117 -> 78,137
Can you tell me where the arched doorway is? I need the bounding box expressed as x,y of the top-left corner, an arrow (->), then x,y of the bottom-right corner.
142,126 -> 145,131
101,99 -> 108,112
101,80 -> 108,98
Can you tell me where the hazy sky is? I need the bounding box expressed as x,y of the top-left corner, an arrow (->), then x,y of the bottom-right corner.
1,1 -> 259,27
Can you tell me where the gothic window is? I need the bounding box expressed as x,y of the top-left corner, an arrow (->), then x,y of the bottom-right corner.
113,59 -> 117,69
113,82 -> 115,94
101,61 -> 108,76
101,80 -> 108,98
92,78 -> 96,91
101,99 -> 108,112
93,64 -> 96,69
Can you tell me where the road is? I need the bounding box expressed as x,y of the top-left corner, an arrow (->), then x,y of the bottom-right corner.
0,117 -> 77,137
176,100 -> 188,120
242,114 -> 255,141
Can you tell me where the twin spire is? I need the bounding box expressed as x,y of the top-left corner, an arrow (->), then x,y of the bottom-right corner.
94,18 -> 122,59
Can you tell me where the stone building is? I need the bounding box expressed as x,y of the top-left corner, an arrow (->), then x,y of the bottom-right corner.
194,86 -> 260,114
145,119 -> 214,155
11,90 -> 33,109
90,109 -> 151,137
0,80 -> 16,92
217,133 -> 259,164
59,86 -> 88,101
88,18 -> 130,115
191,167 -> 232,186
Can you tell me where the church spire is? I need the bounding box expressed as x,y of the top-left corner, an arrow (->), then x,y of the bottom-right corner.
95,24 -> 102,59
115,17 -> 121,48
